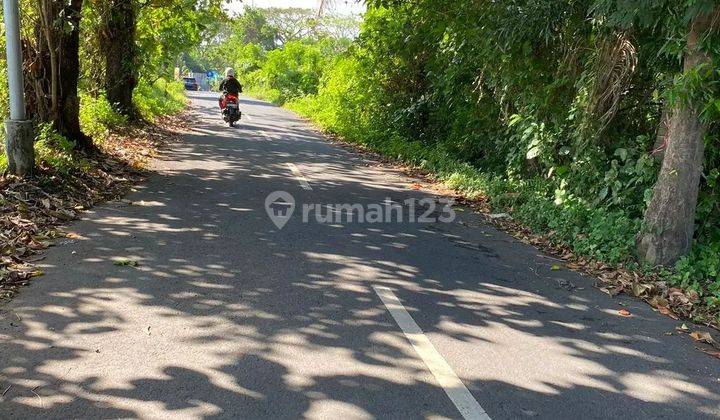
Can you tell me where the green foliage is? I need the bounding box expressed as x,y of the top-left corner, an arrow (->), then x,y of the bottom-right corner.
134,79 -> 187,121
0,80 -> 184,176
80,94 -> 129,138
289,55 -> 378,141
257,2 -> 720,309
1,79 -> 184,172
674,243 -> 720,308
2,0 -> 194,173
245,40 -> 337,104
34,124 -> 83,174
78,79 -> 185,138
3,1 -> 719,315
184,7 -> 360,105
135,0 -> 225,79
234,7 -> 280,50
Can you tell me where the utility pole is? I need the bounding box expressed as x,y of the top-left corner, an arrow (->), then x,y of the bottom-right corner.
3,0 -> 34,176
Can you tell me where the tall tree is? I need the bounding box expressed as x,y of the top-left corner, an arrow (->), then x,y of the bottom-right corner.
234,7 -> 278,50
98,0 -> 138,116
32,0 -> 92,149
134,0 -> 224,79
264,8 -> 320,44
637,5 -> 720,266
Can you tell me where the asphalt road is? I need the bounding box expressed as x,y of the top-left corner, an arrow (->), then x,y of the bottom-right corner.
1,91 -> 719,419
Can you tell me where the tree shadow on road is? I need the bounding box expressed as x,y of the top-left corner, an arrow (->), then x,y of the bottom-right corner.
1,108 -> 719,419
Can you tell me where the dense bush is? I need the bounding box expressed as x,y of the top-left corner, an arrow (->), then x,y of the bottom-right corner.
34,124 -> 85,174
134,79 -> 187,122
79,79 -> 185,137
236,40 -> 344,104
79,95 -> 129,138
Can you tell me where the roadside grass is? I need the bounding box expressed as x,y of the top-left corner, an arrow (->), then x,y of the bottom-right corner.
289,97 -> 639,264
369,133 -> 638,266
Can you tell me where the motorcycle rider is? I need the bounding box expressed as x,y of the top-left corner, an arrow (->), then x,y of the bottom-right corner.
219,67 -> 242,109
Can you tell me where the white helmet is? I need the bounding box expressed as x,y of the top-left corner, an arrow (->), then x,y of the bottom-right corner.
225,67 -> 235,77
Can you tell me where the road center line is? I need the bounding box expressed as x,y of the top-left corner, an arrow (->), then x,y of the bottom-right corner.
286,163 -> 313,191
373,286 -> 491,420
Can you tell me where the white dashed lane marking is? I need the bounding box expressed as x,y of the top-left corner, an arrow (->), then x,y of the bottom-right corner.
373,286 -> 491,420
286,163 -> 313,191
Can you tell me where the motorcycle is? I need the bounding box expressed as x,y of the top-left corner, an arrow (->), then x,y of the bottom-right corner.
220,91 -> 242,127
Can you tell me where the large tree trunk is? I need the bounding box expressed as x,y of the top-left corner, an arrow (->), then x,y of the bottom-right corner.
636,8 -> 718,266
99,0 -> 138,117
32,0 -> 93,150
58,0 -> 92,148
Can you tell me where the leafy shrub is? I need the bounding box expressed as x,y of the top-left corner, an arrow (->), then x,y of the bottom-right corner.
242,39 -> 345,105
34,124 -> 84,174
674,243 -> 720,308
80,94 -> 129,139
134,79 -> 187,121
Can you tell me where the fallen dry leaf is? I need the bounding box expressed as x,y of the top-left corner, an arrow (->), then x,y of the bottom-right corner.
697,347 -> 720,359
649,295 -> 669,309
657,306 -> 679,320
631,282 -> 653,298
689,331 -> 716,345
